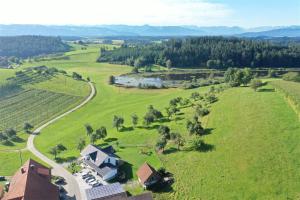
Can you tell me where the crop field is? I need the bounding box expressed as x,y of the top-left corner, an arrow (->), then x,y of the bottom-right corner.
0,89 -> 82,131
1,43 -> 299,199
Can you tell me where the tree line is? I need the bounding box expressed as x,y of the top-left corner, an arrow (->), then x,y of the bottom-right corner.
98,37 -> 300,69
0,35 -> 70,58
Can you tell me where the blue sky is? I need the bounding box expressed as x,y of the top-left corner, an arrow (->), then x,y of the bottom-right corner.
0,0 -> 299,27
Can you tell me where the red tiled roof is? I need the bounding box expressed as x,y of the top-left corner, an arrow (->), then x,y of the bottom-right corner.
3,159 -> 59,200
0,185 -> 4,199
137,163 -> 158,184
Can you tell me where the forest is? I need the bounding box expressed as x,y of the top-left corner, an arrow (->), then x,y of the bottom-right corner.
0,35 -> 70,58
98,37 -> 300,69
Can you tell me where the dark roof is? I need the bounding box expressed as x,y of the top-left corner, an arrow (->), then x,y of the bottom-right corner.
86,183 -> 126,200
81,145 -> 117,166
84,159 -> 117,178
128,193 -> 153,200
3,159 -> 59,200
137,163 -> 159,184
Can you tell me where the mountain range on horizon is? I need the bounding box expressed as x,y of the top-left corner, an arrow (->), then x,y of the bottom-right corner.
0,24 -> 299,38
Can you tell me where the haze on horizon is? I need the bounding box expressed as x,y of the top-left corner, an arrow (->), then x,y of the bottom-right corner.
0,0 -> 299,28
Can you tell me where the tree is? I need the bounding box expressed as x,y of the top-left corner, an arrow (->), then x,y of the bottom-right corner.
156,137 -> 167,153
171,133 -> 185,150
186,119 -> 205,136
166,59 -> 172,70
90,134 -> 97,144
250,79 -> 263,91
241,68 -> 252,86
108,76 -> 115,85
77,138 -> 86,152
72,72 -> 82,80
143,113 -> 154,127
23,122 -> 34,134
49,147 -> 58,159
190,92 -> 201,101
157,125 -> 170,140
96,126 -> 107,141
49,144 -> 67,159
190,137 -> 205,151
131,114 -> 139,127
85,124 -> 93,136
5,128 -> 17,139
113,116 -> 124,131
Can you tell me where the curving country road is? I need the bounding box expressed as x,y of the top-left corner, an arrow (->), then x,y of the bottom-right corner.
27,81 -> 96,200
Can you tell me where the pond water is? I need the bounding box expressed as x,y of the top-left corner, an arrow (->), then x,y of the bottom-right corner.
114,76 -> 163,88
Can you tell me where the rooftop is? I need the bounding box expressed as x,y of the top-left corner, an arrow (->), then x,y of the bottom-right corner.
137,163 -> 159,184
86,182 -> 126,200
3,159 -> 59,200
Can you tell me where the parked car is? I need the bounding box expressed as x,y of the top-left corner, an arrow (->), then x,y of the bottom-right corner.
0,176 -> 5,181
82,174 -> 92,179
88,180 -> 98,185
86,178 -> 96,183
55,177 -> 65,185
92,182 -> 102,187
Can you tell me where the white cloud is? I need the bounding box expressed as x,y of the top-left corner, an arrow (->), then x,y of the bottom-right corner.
0,0 -> 233,25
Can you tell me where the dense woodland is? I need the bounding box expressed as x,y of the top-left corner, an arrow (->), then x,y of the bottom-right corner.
0,36 -> 70,58
98,37 -> 300,68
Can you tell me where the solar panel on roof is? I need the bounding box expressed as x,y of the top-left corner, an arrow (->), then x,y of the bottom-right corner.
86,182 -> 125,200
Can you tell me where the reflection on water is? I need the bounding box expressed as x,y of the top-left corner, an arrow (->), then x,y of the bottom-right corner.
115,76 -> 163,88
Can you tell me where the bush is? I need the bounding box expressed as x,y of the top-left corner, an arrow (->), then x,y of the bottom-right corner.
282,72 -> 300,82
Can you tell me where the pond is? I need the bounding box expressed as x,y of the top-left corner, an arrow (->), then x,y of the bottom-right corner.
114,76 -> 163,88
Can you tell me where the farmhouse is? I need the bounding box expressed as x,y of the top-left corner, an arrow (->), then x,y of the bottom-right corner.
3,159 -> 59,200
81,144 -> 119,181
137,163 -> 161,188
85,182 -> 153,200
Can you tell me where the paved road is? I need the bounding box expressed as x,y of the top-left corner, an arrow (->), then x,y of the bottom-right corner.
27,82 -> 95,200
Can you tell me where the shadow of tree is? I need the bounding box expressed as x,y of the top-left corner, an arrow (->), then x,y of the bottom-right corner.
143,124 -> 160,130
203,128 -> 215,136
11,136 -> 25,143
163,147 -> 179,155
120,126 -> 134,132
258,88 -> 275,92
104,138 -> 118,142
1,140 -> 14,146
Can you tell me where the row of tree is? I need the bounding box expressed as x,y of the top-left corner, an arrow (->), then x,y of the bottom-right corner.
98,37 -> 300,69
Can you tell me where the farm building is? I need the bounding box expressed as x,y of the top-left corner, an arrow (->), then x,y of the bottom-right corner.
2,159 -> 59,200
81,144 -> 120,181
137,163 -> 161,189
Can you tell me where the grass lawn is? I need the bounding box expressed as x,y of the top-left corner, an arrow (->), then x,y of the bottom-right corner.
156,84 -> 300,200
2,44 -> 300,199
0,150 -> 50,176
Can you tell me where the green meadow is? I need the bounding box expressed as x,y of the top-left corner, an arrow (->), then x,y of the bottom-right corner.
1,44 -> 300,199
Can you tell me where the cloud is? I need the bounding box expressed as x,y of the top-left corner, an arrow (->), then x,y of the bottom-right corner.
0,0 -> 233,25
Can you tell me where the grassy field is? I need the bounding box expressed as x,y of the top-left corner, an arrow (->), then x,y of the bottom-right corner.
2,43 -> 300,199
271,80 -> 300,116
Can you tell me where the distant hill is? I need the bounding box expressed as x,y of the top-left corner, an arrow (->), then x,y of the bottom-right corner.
239,26 -> 300,37
0,35 -> 70,58
0,24 -> 299,37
